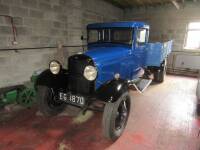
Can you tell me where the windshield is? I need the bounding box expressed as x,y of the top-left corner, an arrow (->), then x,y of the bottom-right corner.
88,28 -> 133,45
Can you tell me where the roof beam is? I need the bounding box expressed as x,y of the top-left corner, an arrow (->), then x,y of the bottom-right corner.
136,0 -> 144,5
143,0 -> 153,5
127,0 -> 144,7
171,0 -> 180,9
105,0 -> 184,8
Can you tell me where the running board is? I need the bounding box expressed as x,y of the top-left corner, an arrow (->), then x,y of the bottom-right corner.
129,79 -> 152,93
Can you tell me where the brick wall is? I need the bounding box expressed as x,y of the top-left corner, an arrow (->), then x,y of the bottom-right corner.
124,1 -> 200,75
0,0 -> 123,88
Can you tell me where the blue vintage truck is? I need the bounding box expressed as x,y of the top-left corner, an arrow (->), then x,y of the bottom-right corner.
36,21 -> 172,140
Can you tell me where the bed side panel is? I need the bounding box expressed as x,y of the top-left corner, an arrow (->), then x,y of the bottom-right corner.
145,40 -> 173,67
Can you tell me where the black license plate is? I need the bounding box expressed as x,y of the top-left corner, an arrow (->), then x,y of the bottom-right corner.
59,92 -> 85,106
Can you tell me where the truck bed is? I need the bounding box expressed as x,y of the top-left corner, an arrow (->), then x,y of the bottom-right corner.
145,40 -> 173,67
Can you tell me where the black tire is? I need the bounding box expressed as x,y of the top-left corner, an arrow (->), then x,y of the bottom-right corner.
154,59 -> 167,83
37,85 -> 65,116
102,92 -> 131,141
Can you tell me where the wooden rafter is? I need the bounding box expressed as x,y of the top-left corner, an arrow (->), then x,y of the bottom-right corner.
135,0 -> 144,5
104,0 -> 184,8
171,0 -> 180,9
146,0 -> 153,5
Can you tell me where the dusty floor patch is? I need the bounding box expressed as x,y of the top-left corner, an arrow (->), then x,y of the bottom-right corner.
72,110 -> 94,124
58,142 -> 72,150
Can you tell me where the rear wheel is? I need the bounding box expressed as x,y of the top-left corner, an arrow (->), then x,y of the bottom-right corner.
154,59 -> 167,83
37,86 -> 65,116
102,92 -> 131,141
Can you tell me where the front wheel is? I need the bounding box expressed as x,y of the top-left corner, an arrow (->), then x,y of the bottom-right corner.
37,86 -> 65,116
102,92 -> 131,141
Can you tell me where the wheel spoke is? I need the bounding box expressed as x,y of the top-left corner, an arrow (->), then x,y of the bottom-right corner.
123,101 -> 127,110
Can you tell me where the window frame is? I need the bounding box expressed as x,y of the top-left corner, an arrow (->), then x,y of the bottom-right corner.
136,28 -> 148,45
87,27 -> 134,46
184,21 -> 200,51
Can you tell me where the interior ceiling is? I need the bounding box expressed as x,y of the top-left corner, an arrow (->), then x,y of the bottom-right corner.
105,0 -> 186,8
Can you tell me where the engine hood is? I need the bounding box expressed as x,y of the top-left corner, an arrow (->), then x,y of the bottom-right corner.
84,44 -> 133,90
84,45 -> 131,67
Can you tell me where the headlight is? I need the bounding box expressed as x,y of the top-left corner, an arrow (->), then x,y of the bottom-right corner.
49,61 -> 61,75
83,65 -> 97,81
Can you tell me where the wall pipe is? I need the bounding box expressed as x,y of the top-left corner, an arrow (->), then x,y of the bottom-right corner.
0,45 -> 87,52
0,15 -> 17,43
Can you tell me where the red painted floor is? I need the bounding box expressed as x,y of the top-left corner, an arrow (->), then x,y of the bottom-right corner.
0,75 -> 199,150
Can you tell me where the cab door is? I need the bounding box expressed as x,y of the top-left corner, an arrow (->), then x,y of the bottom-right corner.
134,28 -> 149,66
131,28 -> 149,78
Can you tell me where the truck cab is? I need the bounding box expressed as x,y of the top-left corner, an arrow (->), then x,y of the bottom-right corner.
86,22 -> 150,89
36,21 -> 172,141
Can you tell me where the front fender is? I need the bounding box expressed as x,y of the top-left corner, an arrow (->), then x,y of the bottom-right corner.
96,79 -> 128,103
35,69 -> 68,89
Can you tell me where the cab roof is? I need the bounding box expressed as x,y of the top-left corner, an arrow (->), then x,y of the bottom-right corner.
87,21 -> 149,29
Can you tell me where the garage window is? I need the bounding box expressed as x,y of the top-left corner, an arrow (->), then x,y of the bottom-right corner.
184,22 -> 200,50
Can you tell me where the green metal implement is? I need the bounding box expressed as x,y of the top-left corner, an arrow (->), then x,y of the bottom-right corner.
0,90 -> 18,107
0,71 -> 40,108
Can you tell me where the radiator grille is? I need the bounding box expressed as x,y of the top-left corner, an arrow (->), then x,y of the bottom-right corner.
67,54 -> 95,94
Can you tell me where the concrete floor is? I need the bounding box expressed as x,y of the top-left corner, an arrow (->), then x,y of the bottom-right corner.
0,75 -> 199,150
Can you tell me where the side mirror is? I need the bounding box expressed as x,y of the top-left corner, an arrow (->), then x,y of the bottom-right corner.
81,35 -> 87,41
81,35 -> 84,40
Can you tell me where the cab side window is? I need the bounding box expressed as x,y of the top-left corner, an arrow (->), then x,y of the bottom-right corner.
88,30 -> 99,43
137,29 -> 147,44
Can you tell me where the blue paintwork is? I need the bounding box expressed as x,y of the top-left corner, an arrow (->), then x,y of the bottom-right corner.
85,43 -> 141,89
144,41 -> 173,66
87,21 -> 149,29
85,22 -> 173,89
